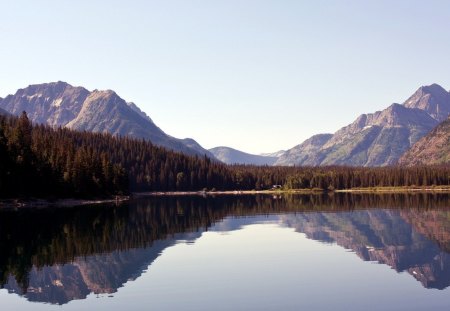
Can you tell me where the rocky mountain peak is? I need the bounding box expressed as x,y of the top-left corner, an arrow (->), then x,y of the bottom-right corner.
419,83 -> 447,94
19,80 -> 70,93
0,82 -> 214,158
91,89 -> 116,97
375,103 -> 409,126
82,89 -> 122,110
403,83 -> 450,122
278,84 -> 450,167
0,81 -> 90,127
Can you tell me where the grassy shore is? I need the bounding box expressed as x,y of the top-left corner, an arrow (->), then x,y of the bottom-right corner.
335,185 -> 450,193
135,185 -> 450,197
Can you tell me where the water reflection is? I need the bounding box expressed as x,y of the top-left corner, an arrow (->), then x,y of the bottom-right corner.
281,210 -> 450,289
1,193 -> 450,304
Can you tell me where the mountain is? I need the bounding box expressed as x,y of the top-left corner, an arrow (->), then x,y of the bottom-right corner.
279,84 -> 450,166
209,146 -> 278,165
0,107 -> 9,116
403,83 -> 450,121
0,82 -> 215,158
398,116 -> 450,166
181,138 -> 216,158
274,134 -> 332,166
260,150 -> 286,158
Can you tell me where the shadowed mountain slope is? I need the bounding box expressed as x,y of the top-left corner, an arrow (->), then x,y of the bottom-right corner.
399,116 -> 450,166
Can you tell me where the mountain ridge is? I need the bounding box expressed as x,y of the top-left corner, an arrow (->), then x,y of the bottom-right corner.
209,146 -> 278,165
277,83 -> 450,167
275,134 -> 333,166
0,82 -> 215,158
3,81 -> 449,166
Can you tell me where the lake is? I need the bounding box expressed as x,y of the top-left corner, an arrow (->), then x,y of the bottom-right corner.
1,193 -> 450,310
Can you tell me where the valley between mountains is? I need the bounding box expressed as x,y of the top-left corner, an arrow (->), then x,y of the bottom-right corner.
1,82 -> 450,167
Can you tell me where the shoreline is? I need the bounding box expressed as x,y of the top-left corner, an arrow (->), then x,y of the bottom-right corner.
335,186 -> 450,193
132,189 -> 327,197
2,186 -> 450,209
0,196 -> 130,210
133,186 -> 450,197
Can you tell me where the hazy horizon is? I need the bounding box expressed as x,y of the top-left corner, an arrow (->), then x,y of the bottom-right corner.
2,0 -> 450,154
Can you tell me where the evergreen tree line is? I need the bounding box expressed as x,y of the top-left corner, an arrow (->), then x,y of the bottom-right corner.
226,165 -> 450,191
0,112 -> 232,198
0,112 -> 128,198
0,112 -> 450,198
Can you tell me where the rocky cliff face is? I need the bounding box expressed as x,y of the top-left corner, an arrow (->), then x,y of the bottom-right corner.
0,82 -> 89,127
279,84 -> 450,166
0,82 -> 214,158
398,116 -> 450,166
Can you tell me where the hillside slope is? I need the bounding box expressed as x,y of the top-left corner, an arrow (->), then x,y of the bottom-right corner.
209,146 -> 278,165
398,117 -> 450,166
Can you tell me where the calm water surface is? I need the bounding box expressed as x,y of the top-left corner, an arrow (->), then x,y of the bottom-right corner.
1,194 -> 450,310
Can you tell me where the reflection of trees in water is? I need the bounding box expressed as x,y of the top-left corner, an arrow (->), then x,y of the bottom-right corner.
0,193 -> 450,301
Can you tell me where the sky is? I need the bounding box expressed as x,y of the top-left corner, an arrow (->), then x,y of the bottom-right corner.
1,0 -> 450,154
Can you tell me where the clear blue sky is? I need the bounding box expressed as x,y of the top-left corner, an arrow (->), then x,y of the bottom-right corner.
1,0 -> 450,154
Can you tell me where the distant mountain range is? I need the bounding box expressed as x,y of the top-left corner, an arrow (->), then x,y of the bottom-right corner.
259,150 -> 286,158
0,81 -> 215,158
274,134 -> 332,166
212,83 -> 450,166
209,146 -> 278,165
2,81 -> 450,166
275,84 -> 450,166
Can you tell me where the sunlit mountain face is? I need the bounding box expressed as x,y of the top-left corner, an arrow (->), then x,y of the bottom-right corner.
0,82 -> 215,158
1,194 -> 450,305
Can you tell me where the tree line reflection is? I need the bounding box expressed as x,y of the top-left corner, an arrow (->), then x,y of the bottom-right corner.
1,193 -> 450,304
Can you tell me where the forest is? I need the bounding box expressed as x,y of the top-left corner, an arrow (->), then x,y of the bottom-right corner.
0,112 -> 450,199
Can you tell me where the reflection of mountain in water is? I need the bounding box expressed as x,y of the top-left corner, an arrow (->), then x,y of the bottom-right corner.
1,193 -> 450,304
280,209 -> 450,289
3,238 -> 187,304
